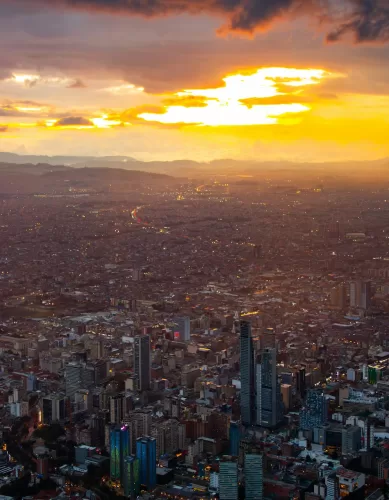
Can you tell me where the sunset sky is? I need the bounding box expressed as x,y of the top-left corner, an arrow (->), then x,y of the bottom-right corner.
1,0 -> 389,161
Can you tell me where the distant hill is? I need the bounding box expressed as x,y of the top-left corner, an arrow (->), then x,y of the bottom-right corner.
0,163 -> 180,194
0,152 -> 138,166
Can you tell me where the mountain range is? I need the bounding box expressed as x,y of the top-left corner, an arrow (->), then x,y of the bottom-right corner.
0,152 -> 388,192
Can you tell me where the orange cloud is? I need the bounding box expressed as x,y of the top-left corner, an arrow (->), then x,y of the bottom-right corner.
162,95 -> 212,108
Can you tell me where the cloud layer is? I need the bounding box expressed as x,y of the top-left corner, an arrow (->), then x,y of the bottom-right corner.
16,0 -> 389,43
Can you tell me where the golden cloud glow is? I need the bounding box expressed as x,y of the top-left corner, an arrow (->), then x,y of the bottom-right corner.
139,67 -> 334,126
104,83 -> 145,94
91,115 -> 123,128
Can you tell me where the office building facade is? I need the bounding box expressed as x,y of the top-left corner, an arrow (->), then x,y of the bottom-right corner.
219,459 -> 238,500
300,390 -> 328,431
245,453 -> 263,500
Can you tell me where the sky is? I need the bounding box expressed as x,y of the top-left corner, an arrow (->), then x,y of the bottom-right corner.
1,0 -> 389,162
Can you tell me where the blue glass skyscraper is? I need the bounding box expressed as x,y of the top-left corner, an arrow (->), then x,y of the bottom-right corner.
229,421 -> 240,456
240,321 -> 255,426
110,425 -> 130,482
136,436 -> 156,490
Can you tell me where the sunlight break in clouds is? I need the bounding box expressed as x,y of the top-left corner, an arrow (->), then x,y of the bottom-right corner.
139,67 -> 333,126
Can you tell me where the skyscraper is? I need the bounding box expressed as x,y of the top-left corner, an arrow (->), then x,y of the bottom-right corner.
110,393 -> 125,424
296,367 -> 306,398
256,348 -> 284,428
110,425 -> 130,482
219,458 -> 238,500
123,456 -> 140,499
245,453 -> 263,500
172,316 -> 191,341
134,335 -> 151,391
136,436 -> 156,490
300,390 -> 328,431
240,321 -> 255,426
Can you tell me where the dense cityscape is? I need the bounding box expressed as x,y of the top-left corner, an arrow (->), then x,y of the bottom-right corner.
0,163 -> 389,500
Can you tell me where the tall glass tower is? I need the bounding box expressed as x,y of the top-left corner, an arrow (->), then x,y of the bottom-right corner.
240,321 -> 255,426
110,425 -> 130,482
256,348 -> 284,428
136,436 -> 156,490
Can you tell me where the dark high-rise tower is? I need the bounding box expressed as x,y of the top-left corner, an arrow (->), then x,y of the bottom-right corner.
134,335 -> 151,391
256,348 -> 284,428
240,321 -> 255,426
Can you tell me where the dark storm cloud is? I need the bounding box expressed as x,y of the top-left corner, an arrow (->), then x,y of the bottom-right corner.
327,0 -> 389,42
10,0 -> 389,43
54,116 -> 93,126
